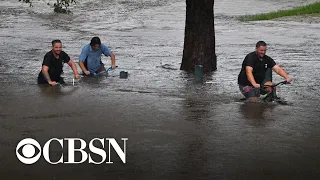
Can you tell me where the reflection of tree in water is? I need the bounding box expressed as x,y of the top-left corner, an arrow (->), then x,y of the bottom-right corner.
170,84 -> 215,179
171,134 -> 211,179
182,85 -> 213,123
240,102 -> 276,127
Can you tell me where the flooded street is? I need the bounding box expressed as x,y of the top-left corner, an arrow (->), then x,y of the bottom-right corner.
0,0 -> 320,179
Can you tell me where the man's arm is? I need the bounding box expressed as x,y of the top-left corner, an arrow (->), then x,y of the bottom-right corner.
78,46 -> 90,75
246,66 -> 260,88
67,59 -> 81,78
41,65 -> 56,86
78,61 -> 90,74
101,44 -> 116,68
110,52 -> 116,69
272,65 -> 292,82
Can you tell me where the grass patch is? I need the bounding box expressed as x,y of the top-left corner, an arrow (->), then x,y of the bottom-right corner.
238,2 -> 320,21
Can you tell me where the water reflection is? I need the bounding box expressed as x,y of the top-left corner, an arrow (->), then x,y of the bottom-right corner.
172,133 -> 209,179
177,79 -> 212,179
182,78 -> 212,123
38,84 -> 80,97
239,101 -> 276,127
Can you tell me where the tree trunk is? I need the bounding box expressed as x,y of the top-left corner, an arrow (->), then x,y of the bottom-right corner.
180,0 -> 216,73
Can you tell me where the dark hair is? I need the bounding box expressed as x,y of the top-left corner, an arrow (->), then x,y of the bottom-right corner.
52,39 -> 62,46
90,37 -> 101,46
256,41 -> 267,48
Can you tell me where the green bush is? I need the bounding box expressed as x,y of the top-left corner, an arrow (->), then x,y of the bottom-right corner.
19,0 -> 77,13
53,0 -> 77,14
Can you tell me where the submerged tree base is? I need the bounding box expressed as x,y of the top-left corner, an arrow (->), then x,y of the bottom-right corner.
181,0 -> 217,73
238,2 -> 320,21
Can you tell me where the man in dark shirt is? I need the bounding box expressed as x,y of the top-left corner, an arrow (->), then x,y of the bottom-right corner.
238,41 -> 292,101
38,40 -> 81,86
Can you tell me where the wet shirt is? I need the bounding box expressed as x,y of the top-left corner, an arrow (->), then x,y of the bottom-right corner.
238,52 -> 276,86
79,44 -> 112,73
38,50 -> 70,82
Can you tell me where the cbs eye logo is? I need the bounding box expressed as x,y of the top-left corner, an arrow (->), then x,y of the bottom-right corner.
16,138 -> 41,164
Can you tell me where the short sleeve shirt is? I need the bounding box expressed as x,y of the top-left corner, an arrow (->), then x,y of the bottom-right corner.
238,52 -> 276,86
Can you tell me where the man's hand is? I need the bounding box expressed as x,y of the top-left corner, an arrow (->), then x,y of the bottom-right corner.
84,71 -> 90,75
111,64 -> 117,69
253,83 -> 260,89
74,74 -> 81,79
48,81 -> 57,86
286,77 -> 292,83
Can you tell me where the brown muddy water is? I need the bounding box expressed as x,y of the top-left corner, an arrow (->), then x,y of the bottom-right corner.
0,0 -> 320,179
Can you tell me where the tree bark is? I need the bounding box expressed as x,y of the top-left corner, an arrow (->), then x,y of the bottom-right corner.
180,0 -> 217,73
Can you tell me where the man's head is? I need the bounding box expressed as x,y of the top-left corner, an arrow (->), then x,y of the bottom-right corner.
90,37 -> 101,51
51,39 -> 62,55
255,41 -> 267,58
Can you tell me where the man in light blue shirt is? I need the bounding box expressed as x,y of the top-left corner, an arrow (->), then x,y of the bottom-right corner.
78,37 -> 116,75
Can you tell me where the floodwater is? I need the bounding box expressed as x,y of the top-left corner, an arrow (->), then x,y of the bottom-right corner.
0,0 -> 320,179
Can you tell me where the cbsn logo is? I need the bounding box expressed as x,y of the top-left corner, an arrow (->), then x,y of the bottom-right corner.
16,138 -> 128,165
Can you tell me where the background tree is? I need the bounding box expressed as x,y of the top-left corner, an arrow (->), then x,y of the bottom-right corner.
19,0 -> 32,7
180,0 -> 217,73
19,0 -> 76,13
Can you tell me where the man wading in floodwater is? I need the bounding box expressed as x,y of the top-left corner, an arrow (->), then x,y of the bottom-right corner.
238,41 -> 292,101
78,37 -> 116,76
37,40 -> 81,86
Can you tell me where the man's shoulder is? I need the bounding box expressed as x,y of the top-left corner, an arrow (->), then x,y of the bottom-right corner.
101,43 -> 112,49
247,51 -> 256,57
100,43 -> 110,50
100,44 -> 113,55
244,51 -> 256,60
264,54 -> 273,60
81,44 -> 90,51
60,50 -> 66,54
264,55 -> 276,66
44,50 -> 53,56
60,51 -> 70,57
44,51 -> 53,59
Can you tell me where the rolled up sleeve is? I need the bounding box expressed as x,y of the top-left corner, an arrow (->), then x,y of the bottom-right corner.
79,46 -> 88,62
101,44 -> 112,56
